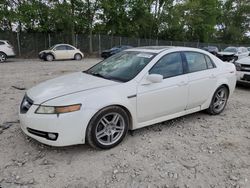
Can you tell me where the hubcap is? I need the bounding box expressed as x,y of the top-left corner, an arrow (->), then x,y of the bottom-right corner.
76,54 -> 81,60
213,88 -> 227,112
47,55 -> 53,61
0,54 -> 6,62
95,113 -> 125,145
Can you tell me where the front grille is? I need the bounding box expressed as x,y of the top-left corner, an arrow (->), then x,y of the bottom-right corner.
241,64 -> 250,72
20,95 -> 33,114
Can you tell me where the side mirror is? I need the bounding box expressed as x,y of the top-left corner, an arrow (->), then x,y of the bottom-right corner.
147,74 -> 163,83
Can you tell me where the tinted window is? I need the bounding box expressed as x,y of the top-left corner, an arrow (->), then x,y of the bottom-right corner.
205,55 -> 215,69
66,45 -> 75,50
55,45 -> 67,50
149,53 -> 183,78
185,52 -> 207,72
0,42 -> 4,45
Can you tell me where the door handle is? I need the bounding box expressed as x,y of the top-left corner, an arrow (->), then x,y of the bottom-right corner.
177,81 -> 188,87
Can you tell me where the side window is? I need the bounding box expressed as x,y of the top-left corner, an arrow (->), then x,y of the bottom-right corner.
149,52 -> 183,78
66,45 -> 75,50
185,52 -> 208,73
0,41 -> 5,45
205,55 -> 215,69
55,45 -> 67,51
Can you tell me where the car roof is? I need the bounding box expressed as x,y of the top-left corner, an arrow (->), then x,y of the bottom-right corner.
0,40 -> 8,42
126,46 -> 207,54
55,44 -> 74,46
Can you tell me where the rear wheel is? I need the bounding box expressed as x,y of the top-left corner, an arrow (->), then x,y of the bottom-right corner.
0,52 -> 7,63
46,54 -> 54,61
74,53 -> 82,60
207,86 -> 229,115
86,106 -> 129,149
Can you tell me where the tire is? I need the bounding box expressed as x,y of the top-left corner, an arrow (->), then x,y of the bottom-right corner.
206,86 -> 229,115
46,54 -> 54,61
86,106 -> 129,149
74,53 -> 82,60
0,52 -> 7,63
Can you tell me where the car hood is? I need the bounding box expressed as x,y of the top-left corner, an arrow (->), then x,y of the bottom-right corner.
27,72 -> 117,104
39,50 -> 51,54
217,52 -> 236,56
237,57 -> 250,65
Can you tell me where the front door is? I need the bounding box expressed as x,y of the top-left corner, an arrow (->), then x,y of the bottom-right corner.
137,52 -> 189,123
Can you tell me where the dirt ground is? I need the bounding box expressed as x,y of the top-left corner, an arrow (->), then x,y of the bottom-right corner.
0,58 -> 250,188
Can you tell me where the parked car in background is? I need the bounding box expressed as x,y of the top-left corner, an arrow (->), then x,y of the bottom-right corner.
234,56 -> 250,84
101,45 -> 132,59
19,46 -> 236,149
39,44 -> 84,61
202,46 -> 219,55
0,40 -> 15,63
217,46 -> 249,63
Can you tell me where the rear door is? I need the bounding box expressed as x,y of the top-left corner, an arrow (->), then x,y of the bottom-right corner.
183,52 -> 217,110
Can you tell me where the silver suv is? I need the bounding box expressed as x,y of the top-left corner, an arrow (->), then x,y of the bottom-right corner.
0,40 -> 15,62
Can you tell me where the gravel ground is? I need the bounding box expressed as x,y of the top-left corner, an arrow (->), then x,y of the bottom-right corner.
0,58 -> 250,188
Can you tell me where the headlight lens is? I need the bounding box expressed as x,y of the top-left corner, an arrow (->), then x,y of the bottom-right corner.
234,62 -> 241,71
35,104 -> 81,114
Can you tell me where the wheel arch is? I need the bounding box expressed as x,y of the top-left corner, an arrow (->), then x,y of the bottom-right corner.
0,51 -> 7,56
46,52 -> 55,59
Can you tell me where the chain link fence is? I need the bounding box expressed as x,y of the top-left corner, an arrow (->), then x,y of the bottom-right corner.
0,32 -> 248,58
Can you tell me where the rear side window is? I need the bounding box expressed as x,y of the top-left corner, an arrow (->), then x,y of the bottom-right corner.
66,45 -> 75,50
149,52 -> 183,79
0,41 -> 5,45
184,52 -> 208,73
55,45 -> 67,50
205,55 -> 215,69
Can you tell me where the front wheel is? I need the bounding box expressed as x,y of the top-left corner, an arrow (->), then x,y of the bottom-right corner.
46,54 -> 54,61
0,52 -> 7,63
86,106 -> 129,149
207,86 -> 229,115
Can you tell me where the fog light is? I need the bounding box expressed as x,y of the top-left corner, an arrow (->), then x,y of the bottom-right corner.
48,133 -> 57,140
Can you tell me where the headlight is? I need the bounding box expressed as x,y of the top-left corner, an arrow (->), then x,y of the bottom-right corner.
35,104 -> 81,114
234,62 -> 241,71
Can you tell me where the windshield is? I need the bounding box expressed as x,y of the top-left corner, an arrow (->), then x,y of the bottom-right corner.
224,47 -> 237,53
49,45 -> 56,50
85,51 -> 156,82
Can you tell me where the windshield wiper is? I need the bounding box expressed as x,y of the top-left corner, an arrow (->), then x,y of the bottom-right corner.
83,71 -> 125,82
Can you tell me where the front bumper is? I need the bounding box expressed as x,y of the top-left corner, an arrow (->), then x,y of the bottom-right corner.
19,105 -> 93,146
236,71 -> 250,84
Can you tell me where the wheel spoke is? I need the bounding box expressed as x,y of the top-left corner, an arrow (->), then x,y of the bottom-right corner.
107,134 -> 113,143
112,114 -> 120,124
213,101 -> 220,108
100,117 -> 110,127
96,129 -> 106,139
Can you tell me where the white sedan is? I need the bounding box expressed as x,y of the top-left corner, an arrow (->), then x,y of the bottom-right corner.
19,47 -> 236,149
38,44 -> 84,61
235,56 -> 250,84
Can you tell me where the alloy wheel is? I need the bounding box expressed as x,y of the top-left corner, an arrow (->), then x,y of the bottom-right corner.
212,87 -> 228,113
95,112 -> 125,146
0,53 -> 6,62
